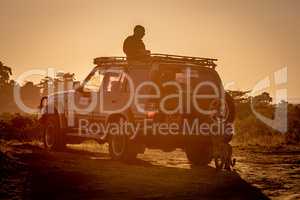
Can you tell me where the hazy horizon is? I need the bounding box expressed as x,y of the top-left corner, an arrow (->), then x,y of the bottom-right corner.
1,0 -> 299,102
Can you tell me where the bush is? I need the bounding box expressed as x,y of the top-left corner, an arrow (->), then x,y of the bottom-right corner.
0,113 -> 41,141
229,90 -> 300,146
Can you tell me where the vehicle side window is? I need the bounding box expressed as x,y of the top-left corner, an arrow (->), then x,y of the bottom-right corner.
120,72 -> 128,92
104,69 -> 123,93
83,69 -> 105,92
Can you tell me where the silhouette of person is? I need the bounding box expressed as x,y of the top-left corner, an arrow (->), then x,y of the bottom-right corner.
123,25 -> 150,61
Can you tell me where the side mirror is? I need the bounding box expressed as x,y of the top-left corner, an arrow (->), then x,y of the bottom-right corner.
111,81 -> 121,93
75,86 -> 84,93
73,81 -> 82,90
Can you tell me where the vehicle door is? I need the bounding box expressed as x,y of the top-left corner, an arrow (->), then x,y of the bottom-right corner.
70,68 -> 105,136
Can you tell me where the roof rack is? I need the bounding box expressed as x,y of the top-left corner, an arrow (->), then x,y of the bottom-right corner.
94,57 -> 127,65
94,53 -> 218,69
150,53 -> 217,68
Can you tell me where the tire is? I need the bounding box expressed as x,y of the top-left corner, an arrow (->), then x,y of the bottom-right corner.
43,115 -> 65,151
214,156 -> 224,170
185,140 -> 212,166
225,92 -> 235,123
224,92 -> 235,143
108,118 -> 138,161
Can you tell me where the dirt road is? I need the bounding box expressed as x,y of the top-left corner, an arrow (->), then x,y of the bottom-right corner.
0,142 -> 299,200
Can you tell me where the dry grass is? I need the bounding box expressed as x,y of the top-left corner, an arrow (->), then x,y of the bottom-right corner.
232,133 -> 286,147
68,140 -> 108,153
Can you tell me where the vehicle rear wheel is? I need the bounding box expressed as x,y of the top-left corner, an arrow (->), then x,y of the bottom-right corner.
43,115 -> 65,151
108,135 -> 139,161
185,140 -> 212,166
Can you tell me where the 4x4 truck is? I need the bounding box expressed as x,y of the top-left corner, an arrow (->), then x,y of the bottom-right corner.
39,54 -> 235,168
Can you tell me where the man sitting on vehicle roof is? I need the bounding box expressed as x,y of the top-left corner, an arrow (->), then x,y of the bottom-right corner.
123,25 -> 151,62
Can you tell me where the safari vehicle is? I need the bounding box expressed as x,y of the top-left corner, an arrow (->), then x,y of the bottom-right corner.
39,54 -> 235,167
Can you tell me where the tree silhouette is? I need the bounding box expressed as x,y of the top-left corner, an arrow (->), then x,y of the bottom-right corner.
38,72 -> 76,96
21,81 -> 41,109
252,92 -> 272,105
0,62 -> 14,112
0,61 -> 12,87
55,72 -> 75,91
38,76 -> 54,96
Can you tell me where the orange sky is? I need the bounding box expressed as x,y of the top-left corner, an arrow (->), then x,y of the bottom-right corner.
1,0 -> 299,102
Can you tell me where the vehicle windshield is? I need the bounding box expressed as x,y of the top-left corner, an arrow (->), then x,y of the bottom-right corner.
82,69 -> 105,92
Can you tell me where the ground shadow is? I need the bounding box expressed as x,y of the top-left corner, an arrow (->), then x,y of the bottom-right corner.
5,144 -> 270,200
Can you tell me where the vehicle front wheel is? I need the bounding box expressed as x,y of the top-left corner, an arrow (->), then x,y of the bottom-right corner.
43,115 -> 65,151
108,134 -> 139,161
